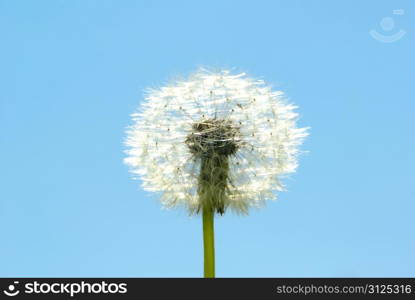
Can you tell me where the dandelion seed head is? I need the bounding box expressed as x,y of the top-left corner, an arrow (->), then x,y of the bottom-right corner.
124,69 -> 308,214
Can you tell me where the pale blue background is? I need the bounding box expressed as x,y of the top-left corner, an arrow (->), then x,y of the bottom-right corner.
1,0 -> 414,277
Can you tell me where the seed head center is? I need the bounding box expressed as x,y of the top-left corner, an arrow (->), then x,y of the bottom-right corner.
186,119 -> 239,157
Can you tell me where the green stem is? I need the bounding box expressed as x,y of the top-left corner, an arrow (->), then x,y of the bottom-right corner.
203,206 -> 215,278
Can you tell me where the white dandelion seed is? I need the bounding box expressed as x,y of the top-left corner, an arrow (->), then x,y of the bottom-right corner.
124,69 -> 309,215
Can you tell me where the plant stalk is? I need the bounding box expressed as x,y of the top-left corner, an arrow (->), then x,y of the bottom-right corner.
202,206 -> 215,278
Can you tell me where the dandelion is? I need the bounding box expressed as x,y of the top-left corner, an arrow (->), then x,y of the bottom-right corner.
124,69 -> 308,277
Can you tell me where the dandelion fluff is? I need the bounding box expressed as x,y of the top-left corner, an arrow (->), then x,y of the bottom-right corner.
124,69 -> 308,215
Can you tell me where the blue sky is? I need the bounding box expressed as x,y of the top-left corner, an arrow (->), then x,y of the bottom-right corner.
1,0 -> 414,277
